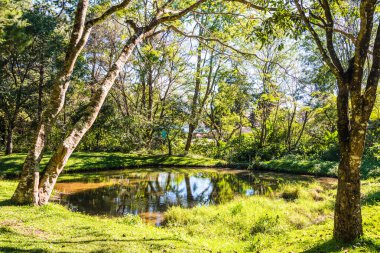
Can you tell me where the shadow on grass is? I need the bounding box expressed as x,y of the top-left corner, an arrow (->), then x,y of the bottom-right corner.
362,190 -> 380,206
0,247 -> 48,253
0,199 -> 14,207
302,239 -> 341,252
48,237 -> 182,244
0,237 -> 185,253
302,238 -> 380,253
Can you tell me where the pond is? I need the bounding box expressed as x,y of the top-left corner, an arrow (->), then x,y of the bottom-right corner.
54,168 -> 314,225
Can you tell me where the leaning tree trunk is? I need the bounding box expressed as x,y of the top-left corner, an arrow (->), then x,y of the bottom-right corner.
11,0 -> 91,204
36,33 -> 144,205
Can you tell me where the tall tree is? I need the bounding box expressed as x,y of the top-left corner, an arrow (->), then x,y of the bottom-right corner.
0,3 -> 63,155
294,0 -> 380,242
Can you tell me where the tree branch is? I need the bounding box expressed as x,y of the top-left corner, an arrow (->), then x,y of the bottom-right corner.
225,0 -> 277,11
364,19 -> 380,119
86,0 -> 133,27
320,0 -> 344,74
156,0 -> 208,24
294,0 -> 341,79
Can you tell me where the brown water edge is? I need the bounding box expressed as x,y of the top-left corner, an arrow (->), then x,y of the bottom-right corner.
52,167 -> 337,226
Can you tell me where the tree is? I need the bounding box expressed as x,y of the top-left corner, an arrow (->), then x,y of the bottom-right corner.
0,0 -> 29,42
294,0 -> 380,242
0,4 -> 65,155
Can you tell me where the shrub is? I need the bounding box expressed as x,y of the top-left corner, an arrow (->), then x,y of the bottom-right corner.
279,185 -> 300,201
250,214 -> 280,234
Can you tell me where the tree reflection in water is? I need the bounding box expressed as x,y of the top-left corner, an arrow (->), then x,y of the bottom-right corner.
55,169 -> 286,225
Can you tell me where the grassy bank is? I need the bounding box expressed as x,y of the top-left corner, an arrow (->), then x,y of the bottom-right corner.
0,178 -> 379,252
0,152 -> 227,178
1,152 -> 379,179
256,157 -> 380,178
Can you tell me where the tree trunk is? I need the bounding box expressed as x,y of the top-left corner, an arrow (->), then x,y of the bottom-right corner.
333,81 -> 365,242
148,67 -> 153,121
269,99 -> 280,142
184,34 -> 202,153
286,102 -> 296,152
36,33 -> 144,205
5,124 -> 13,155
167,134 -> 172,156
259,114 -> 267,148
291,111 -> 309,151
334,144 -> 363,242
37,63 -> 44,123
185,124 -> 196,152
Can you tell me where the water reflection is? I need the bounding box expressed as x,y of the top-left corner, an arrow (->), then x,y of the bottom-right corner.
54,169 -> 290,225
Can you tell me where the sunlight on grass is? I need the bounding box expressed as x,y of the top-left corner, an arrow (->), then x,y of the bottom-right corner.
1,178 -> 378,252
0,152 -> 226,178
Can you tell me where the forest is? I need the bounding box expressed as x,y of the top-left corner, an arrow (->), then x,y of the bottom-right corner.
0,0 -> 379,252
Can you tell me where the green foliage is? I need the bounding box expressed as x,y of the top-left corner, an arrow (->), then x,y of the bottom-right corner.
0,0 -> 30,43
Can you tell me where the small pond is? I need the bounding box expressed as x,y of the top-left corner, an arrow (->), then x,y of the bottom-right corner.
54,168 -> 314,225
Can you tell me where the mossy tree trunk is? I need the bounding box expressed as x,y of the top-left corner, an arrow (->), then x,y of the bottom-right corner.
333,78 -> 365,241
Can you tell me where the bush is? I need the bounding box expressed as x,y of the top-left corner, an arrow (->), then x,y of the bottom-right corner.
250,214 -> 280,234
320,143 -> 340,161
279,184 -> 300,201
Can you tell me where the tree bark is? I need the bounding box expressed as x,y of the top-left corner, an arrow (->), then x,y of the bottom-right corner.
185,123 -> 196,152
333,80 -> 365,241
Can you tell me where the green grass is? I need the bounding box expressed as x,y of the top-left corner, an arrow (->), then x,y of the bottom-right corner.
256,157 -> 380,178
0,152 -> 226,178
256,159 -> 339,177
2,152 -> 379,180
0,178 -> 379,252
